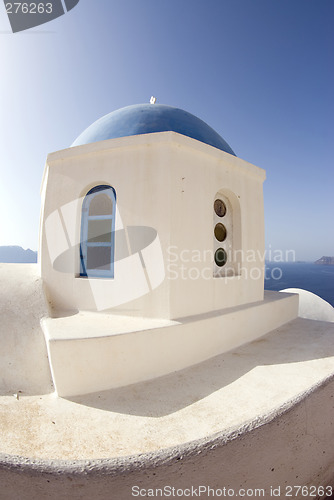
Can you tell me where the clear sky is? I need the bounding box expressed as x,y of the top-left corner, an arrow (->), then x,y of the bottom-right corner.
0,0 -> 333,261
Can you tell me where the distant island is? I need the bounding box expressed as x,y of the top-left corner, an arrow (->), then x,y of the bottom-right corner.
314,256 -> 334,266
0,246 -> 37,263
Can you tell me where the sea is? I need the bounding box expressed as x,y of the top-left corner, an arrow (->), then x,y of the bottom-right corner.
264,262 -> 334,307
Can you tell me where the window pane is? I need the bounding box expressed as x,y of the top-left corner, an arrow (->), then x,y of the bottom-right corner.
215,248 -> 227,267
89,193 -> 113,216
214,199 -> 227,217
87,247 -> 111,270
214,223 -> 227,242
88,219 -> 112,243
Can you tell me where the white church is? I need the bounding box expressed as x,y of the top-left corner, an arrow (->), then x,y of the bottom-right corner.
39,101 -> 301,397
1,101 -> 334,498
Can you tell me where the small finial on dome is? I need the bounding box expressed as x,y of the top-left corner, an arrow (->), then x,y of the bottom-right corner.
150,96 -> 157,104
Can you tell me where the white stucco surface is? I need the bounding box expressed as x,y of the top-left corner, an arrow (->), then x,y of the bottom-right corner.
0,264 -> 53,395
40,132 -> 266,319
0,316 -> 333,459
42,291 -> 298,396
281,288 -> 334,322
0,317 -> 334,499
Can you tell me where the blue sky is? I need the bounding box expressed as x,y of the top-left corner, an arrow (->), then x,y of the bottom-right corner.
0,0 -> 333,260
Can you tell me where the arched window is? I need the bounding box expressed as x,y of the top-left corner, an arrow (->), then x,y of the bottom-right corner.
80,185 -> 116,278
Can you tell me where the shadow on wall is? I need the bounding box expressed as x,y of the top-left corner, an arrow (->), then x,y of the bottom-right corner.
68,317 -> 334,418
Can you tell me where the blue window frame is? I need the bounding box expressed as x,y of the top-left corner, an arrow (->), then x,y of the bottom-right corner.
80,185 -> 116,278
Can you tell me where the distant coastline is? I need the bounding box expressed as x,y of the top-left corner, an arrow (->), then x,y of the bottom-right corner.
314,256 -> 334,266
0,246 -> 37,263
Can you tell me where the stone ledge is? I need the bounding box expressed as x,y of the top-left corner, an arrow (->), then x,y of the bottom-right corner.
42,291 -> 298,396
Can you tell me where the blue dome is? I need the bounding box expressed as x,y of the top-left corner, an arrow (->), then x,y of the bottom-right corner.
71,104 -> 236,156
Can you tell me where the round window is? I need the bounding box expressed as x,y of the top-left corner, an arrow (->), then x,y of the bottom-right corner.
214,223 -> 227,242
215,248 -> 227,267
214,199 -> 227,217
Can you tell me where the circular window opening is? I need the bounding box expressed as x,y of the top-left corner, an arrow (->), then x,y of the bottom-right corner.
214,199 -> 227,217
214,223 -> 227,242
215,248 -> 227,267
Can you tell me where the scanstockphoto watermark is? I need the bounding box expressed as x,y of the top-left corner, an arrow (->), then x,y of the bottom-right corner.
131,484 -> 334,497
3,0 -> 80,33
166,245 -> 295,281
131,485 -> 266,497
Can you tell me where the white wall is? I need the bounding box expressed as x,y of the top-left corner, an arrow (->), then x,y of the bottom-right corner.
0,264 -> 53,395
43,291 -> 298,397
40,132 -> 266,320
